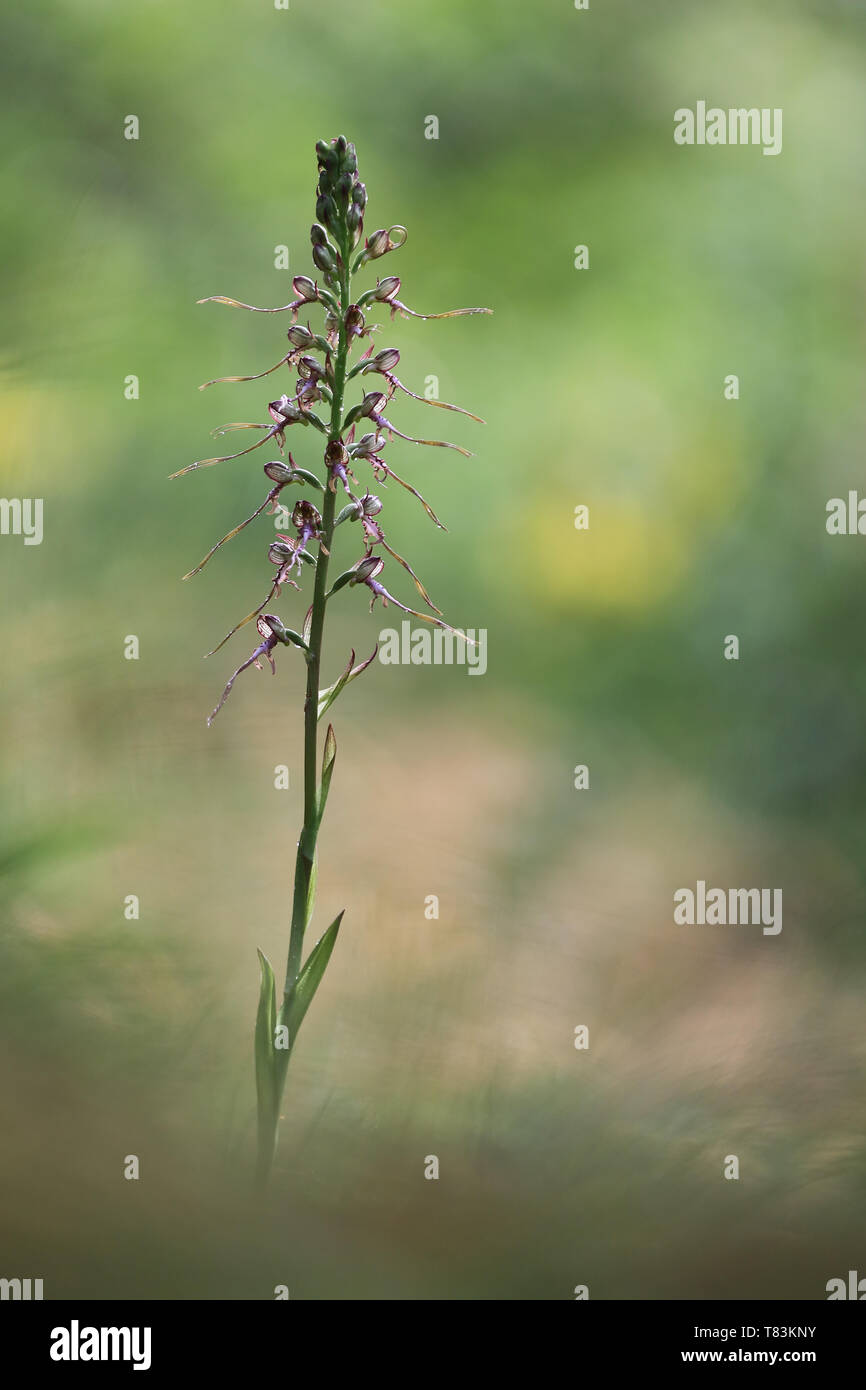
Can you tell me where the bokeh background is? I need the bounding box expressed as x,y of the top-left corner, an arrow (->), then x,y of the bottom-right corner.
2,0 -> 865,1299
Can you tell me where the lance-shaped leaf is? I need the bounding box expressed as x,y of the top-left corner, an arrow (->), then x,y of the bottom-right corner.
254,949 -> 278,1174
304,852 -> 318,931
282,911 -> 345,1042
318,724 -> 337,824
289,834 -> 316,949
317,644 -> 378,720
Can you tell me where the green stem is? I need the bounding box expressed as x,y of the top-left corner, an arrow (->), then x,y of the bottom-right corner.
257,229 -> 351,1187
284,244 -> 348,988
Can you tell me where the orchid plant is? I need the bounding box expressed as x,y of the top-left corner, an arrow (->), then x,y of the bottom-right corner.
176,136 -> 490,1186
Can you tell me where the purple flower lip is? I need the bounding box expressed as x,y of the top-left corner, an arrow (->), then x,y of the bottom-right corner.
206,620 -> 279,727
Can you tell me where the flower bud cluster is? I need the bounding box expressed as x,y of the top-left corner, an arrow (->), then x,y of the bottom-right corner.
314,136 -> 366,252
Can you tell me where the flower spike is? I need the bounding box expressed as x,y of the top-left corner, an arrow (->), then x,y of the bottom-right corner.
182,134 -> 490,1187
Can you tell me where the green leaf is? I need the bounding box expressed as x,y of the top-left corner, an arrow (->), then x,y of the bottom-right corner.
318,724 -> 337,823
305,852 -> 318,930
284,911 -> 345,1041
289,834 -> 316,948
317,644 -> 378,720
254,949 -> 278,1171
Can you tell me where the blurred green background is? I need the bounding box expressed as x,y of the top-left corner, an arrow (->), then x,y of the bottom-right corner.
2,0 -> 866,1299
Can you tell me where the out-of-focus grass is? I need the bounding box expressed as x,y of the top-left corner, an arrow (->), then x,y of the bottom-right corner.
1,684 -> 864,1297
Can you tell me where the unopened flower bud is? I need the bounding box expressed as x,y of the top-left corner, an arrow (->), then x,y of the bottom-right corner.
351,432 -> 387,458
351,556 -> 384,584
287,324 -> 315,349
354,182 -> 367,210
372,348 -> 399,373
310,223 -> 329,247
374,276 -> 400,303
316,192 -> 338,225
346,203 -> 361,233
297,355 -> 325,380
359,391 -> 386,417
269,396 -> 302,425
264,460 -> 297,485
259,614 -> 286,641
364,229 -> 389,260
268,540 -> 294,565
312,243 -> 337,276
292,275 -> 318,303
